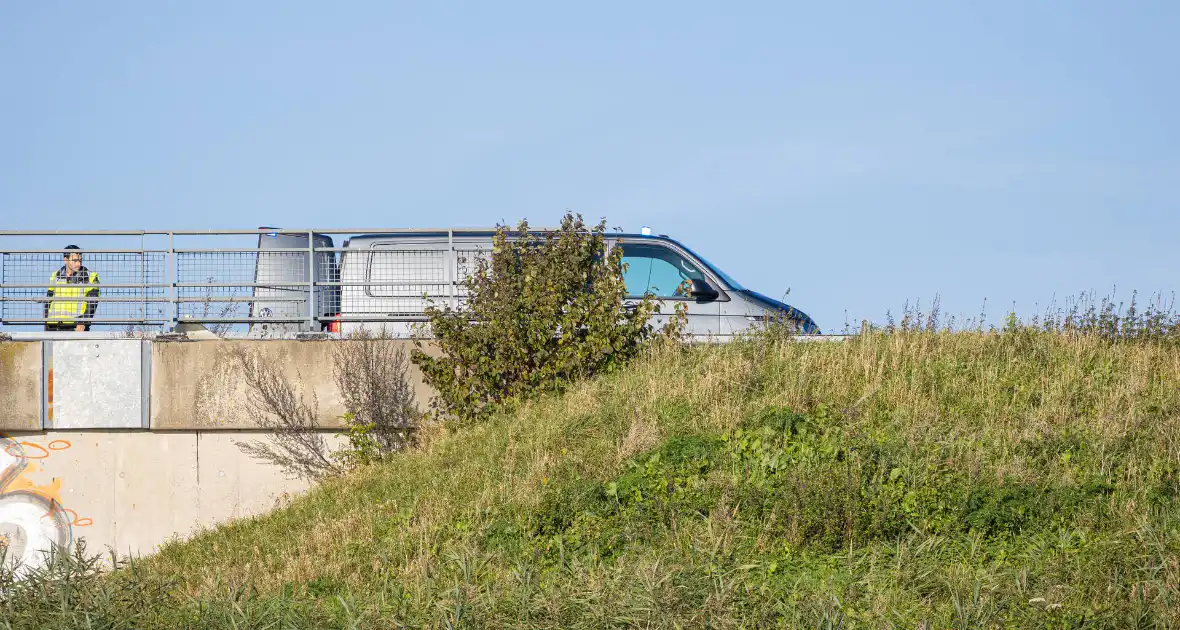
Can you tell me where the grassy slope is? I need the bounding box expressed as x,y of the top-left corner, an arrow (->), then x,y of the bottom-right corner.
126,329 -> 1180,628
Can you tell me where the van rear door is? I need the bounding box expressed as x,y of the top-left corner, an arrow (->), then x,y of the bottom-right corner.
248,231 -> 338,337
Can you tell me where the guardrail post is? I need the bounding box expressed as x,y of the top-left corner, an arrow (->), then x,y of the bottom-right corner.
307,230 -> 315,332
448,229 -> 455,310
139,233 -> 146,325
169,232 -> 178,330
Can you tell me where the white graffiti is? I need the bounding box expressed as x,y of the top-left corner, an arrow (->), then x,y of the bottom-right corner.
0,436 -> 72,576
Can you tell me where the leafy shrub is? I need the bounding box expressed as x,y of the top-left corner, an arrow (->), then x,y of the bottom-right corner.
525,435 -> 722,562
720,405 -> 913,550
412,212 -> 685,423
531,404 -> 1141,563
606,434 -> 721,514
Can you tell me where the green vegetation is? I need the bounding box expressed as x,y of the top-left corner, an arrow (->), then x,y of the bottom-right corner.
5,321 -> 1180,628
411,212 -> 684,424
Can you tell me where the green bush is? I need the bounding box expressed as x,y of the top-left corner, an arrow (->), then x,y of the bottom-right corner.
412,212 -> 685,423
529,404 -> 1141,565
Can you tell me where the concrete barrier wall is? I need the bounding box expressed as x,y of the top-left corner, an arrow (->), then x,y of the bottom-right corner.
0,337 -> 443,573
150,339 -> 439,429
0,342 -> 41,431
1,429 -> 342,570
5,338 -> 441,431
152,340 -> 348,430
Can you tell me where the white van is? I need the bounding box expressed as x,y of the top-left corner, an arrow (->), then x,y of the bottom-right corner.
248,229 -> 819,340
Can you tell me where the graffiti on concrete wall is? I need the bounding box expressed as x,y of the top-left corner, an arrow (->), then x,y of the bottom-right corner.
0,433 -> 90,574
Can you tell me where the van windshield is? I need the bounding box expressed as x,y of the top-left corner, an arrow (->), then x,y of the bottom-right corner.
672,241 -> 746,291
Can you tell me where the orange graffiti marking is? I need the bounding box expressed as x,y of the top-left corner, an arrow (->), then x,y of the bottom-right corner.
40,503 -> 89,527
17,442 -> 50,459
1,433 -> 93,539
9,475 -> 64,504
61,508 -> 92,527
41,499 -> 62,521
46,367 -> 53,423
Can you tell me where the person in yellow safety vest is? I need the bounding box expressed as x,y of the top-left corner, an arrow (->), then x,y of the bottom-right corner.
44,245 -> 100,332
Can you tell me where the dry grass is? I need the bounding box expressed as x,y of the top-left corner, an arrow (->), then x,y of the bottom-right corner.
616,414 -> 661,465
127,329 -> 1180,625
6,325 -> 1180,628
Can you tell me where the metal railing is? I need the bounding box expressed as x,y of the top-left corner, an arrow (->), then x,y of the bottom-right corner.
0,228 -> 504,333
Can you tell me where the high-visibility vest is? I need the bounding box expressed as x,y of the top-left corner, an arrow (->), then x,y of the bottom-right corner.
45,267 -> 100,324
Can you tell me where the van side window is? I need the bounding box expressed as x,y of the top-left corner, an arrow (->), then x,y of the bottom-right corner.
365,248 -> 447,298
620,244 -> 706,298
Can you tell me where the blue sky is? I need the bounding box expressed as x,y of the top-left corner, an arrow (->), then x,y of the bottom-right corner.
2,1 -> 1177,331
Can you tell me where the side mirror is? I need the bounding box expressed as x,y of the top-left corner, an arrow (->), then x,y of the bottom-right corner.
688,278 -> 720,301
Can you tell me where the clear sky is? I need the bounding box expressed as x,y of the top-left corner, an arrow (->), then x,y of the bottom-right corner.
2,1 -> 1177,331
